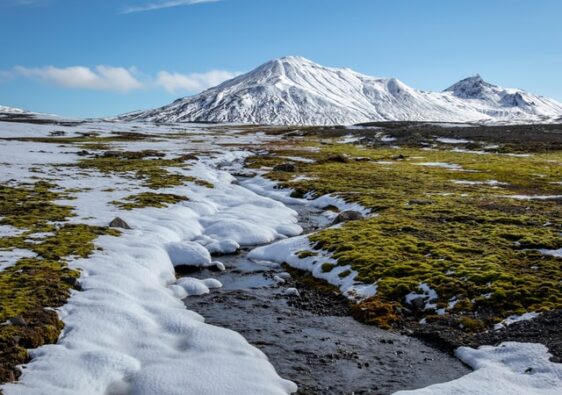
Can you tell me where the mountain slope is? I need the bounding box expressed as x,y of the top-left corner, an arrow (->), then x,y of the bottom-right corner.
122,56 -> 562,125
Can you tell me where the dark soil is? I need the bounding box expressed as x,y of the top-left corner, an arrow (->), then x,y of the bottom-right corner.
281,121 -> 562,153
411,309 -> 562,363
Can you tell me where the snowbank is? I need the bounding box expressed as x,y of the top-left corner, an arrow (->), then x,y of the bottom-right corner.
248,235 -> 377,300
393,342 -> 562,395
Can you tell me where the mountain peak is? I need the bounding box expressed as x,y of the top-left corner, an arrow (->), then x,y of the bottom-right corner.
275,55 -> 314,63
445,75 -> 496,99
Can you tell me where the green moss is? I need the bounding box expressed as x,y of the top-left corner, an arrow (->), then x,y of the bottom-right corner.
73,155 -> 213,190
297,250 -> 318,259
113,192 -> 188,210
251,141 -> 562,330
0,181 -> 74,231
338,270 -> 352,278
0,181 -> 120,383
32,224 -> 120,260
321,262 -> 336,273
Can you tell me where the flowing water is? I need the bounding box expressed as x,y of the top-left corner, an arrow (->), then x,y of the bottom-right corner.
183,203 -> 470,395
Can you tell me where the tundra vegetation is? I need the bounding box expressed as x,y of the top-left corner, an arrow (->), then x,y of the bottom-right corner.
247,137 -> 562,330
0,181 -> 119,382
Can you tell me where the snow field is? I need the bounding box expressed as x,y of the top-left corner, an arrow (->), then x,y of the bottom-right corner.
1,123 -> 300,394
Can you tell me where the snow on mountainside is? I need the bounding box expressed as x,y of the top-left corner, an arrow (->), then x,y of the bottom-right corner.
0,105 -> 25,114
121,56 -> 562,125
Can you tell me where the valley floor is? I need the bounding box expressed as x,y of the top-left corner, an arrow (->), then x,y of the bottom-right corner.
0,116 -> 560,394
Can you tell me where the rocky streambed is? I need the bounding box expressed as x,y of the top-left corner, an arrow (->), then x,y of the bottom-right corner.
182,204 -> 470,394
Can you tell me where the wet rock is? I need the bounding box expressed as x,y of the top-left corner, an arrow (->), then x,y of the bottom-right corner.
282,288 -> 301,297
9,316 -> 26,326
76,150 -> 90,156
410,297 -> 427,311
332,210 -> 364,225
109,217 -> 131,230
273,163 -> 298,172
232,170 -> 258,178
208,261 -> 226,272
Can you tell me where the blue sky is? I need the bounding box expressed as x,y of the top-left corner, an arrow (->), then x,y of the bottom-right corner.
0,0 -> 561,117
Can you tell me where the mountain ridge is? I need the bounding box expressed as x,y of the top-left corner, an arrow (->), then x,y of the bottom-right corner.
121,56 -> 562,125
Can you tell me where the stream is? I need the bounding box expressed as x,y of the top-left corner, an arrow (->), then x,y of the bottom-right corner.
182,197 -> 470,394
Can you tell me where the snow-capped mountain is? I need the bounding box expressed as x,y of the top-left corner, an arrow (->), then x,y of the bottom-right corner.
0,105 -> 25,114
122,56 -> 562,125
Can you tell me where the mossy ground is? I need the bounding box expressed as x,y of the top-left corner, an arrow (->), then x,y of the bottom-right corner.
73,152 -> 213,189
0,182 -> 119,383
113,192 -> 188,210
247,138 -> 562,331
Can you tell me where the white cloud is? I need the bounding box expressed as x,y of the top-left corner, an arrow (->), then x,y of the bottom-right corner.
12,65 -> 143,93
2,64 -> 238,95
121,0 -> 219,14
156,70 -> 239,93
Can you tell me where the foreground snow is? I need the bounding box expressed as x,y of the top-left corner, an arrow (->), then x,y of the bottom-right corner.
0,121 -> 298,394
393,342 -> 562,395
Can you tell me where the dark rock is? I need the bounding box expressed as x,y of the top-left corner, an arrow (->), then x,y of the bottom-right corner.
109,217 -> 131,229
9,316 -> 27,326
76,150 -> 90,156
410,297 -> 426,311
326,153 -> 350,163
273,163 -> 298,172
102,150 -> 122,158
49,130 -> 66,136
332,210 -> 364,225
177,153 -> 199,161
174,265 -> 199,275
409,199 -> 433,205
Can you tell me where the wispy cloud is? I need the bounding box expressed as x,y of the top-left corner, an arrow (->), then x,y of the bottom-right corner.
155,70 -> 238,93
12,65 -> 143,93
121,0 -> 220,14
2,64 -> 239,94
5,0 -> 50,6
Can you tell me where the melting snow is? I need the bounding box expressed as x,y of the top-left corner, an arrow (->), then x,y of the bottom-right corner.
494,312 -> 540,330
436,137 -> 472,144
393,342 -> 562,395
414,162 -> 463,170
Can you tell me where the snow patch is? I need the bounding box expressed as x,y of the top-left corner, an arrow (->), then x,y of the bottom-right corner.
494,312 -> 540,330
248,235 -> 377,300
393,342 -> 562,395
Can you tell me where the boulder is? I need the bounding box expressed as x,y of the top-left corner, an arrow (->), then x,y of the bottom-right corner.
109,217 -> 131,229
332,210 -> 364,225
273,163 -> 298,172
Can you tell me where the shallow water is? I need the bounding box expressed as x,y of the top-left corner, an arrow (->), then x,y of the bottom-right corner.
183,204 -> 471,394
